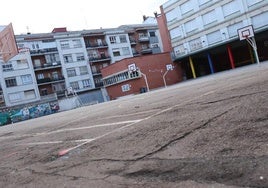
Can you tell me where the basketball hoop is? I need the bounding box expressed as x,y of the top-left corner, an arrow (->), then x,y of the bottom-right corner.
128,63 -> 137,72
237,25 -> 260,65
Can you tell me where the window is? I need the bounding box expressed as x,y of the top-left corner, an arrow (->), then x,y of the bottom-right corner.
76,53 -> 85,61
37,73 -> 44,79
52,72 -> 59,80
122,47 -> 130,55
63,54 -> 73,63
122,84 -> 130,92
40,89 -> 48,96
2,64 -> 13,72
67,68 -> 76,77
72,39 -> 82,48
149,31 -> 156,37
170,26 -> 182,39
45,54 -> 60,64
79,66 -> 88,75
60,40 -> 70,49
82,79 -> 91,88
185,19 -> 198,33
227,22 -> 243,38
9,92 -> 21,102
252,12 -> 268,29
24,90 -> 36,100
222,0 -> 240,18
166,8 -> 178,22
70,82 -> 79,90
103,70 -> 141,86
21,74 -> 33,85
88,50 -> 98,59
112,48 -> 121,56
5,77 -> 17,88
198,0 -> 211,6
247,0 -> 263,7
109,36 -> 116,44
180,0 -> 194,15
119,35 -> 127,43
17,59 -> 29,69
207,30 -> 222,45
202,10 -> 217,26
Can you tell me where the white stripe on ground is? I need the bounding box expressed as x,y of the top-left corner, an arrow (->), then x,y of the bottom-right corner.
58,90 -> 217,155
21,139 -> 94,146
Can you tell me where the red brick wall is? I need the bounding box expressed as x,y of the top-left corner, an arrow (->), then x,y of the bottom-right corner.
157,6 -> 173,53
101,52 -> 183,99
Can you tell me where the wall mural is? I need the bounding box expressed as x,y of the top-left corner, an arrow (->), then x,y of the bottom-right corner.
0,102 -> 59,126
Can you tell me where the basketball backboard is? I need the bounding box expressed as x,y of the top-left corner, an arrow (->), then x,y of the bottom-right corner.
0,23 -> 18,62
166,64 -> 173,71
128,63 -> 137,72
237,25 -> 254,41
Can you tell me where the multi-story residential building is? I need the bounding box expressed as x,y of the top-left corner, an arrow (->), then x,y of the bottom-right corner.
0,23 -> 164,109
0,49 -> 40,107
159,0 -> 268,79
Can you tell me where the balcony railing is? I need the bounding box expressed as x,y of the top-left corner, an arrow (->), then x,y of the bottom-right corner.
89,55 -> 111,63
141,47 -> 152,54
40,93 -> 58,102
34,62 -> 61,70
30,48 -> 58,55
37,76 -> 65,85
129,38 -> 137,44
92,70 -> 102,75
138,36 -> 150,42
85,42 -> 108,48
94,82 -> 104,88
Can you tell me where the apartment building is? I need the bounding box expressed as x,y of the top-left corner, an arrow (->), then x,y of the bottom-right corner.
0,23 -> 164,109
160,0 -> 268,78
0,49 -> 40,107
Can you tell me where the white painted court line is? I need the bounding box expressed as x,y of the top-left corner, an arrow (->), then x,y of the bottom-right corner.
42,120 -> 143,135
0,119 -> 143,140
102,109 -> 159,119
58,91 -> 216,156
21,139 -> 94,146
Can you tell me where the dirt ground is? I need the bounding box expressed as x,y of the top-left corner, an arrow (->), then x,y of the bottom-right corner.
0,62 -> 267,188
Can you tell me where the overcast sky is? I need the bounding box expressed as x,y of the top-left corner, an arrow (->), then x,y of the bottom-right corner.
0,0 -> 167,35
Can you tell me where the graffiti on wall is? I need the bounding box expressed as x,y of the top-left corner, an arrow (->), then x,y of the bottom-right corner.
0,102 -> 59,126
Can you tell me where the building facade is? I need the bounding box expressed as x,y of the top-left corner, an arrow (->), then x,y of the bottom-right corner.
0,23 -> 164,109
160,0 -> 268,78
101,52 -> 183,100
0,49 -> 40,107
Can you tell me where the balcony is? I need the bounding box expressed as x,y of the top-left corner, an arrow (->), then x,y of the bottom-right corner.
129,37 -> 137,45
37,76 -> 65,85
138,36 -> 150,42
94,82 -> 104,88
141,47 -> 152,54
40,93 -> 58,103
34,62 -> 61,70
92,70 -> 102,76
56,90 -> 66,97
30,48 -> 58,56
132,52 -> 140,56
89,55 -> 111,63
85,42 -> 108,49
